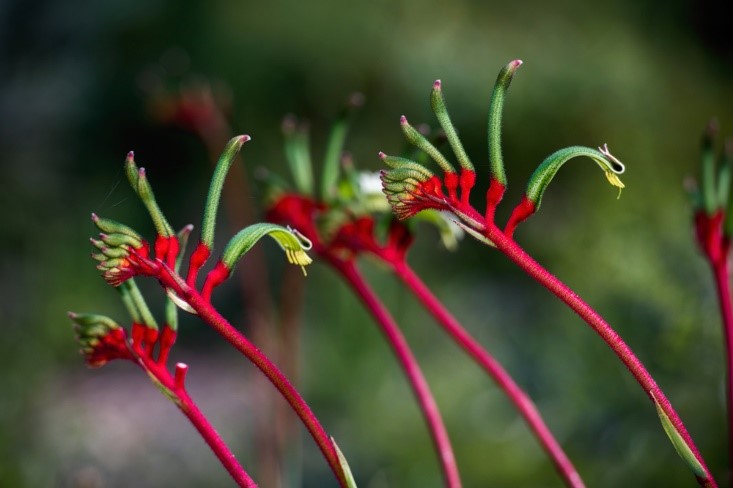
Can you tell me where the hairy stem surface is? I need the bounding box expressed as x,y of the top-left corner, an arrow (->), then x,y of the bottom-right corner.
712,261 -> 733,483
176,388 -> 258,488
392,260 -> 584,488
334,259 -> 462,488
486,224 -> 716,487
158,268 -> 348,488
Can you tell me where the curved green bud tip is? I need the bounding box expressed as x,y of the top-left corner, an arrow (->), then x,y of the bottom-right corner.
651,391 -> 707,480
430,80 -> 474,172
700,120 -> 719,215
69,312 -> 124,350
136,167 -> 174,237
92,214 -> 142,240
331,437 -> 358,488
400,115 -> 456,174
379,152 -> 435,179
321,94 -> 363,201
525,145 -> 626,209
201,135 -> 251,248
125,151 -> 138,188
221,222 -> 313,276
488,59 -> 523,186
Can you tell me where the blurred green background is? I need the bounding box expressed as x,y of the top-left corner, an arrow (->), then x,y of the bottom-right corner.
2,0 -> 733,486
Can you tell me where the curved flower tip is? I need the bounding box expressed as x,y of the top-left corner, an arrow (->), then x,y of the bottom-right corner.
220,222 -> 314,277
598,143 -> 626,198
69,312 -> 132,367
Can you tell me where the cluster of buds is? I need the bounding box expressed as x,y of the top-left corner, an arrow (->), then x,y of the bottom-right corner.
69,312 -> 132,368
379,60 -> 626,244
264,97 -> 465,266
71,135 -> 316,382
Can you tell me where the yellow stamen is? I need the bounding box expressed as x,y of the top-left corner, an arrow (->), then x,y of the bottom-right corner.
604,171 -> 625,199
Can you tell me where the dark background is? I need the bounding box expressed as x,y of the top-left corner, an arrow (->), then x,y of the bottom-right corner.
2,0 -> 732,486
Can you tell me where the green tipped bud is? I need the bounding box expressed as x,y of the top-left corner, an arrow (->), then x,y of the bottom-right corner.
136,167 -> 174,237
651,391 -> 707,480
124,151 -> 139,188
283,116 -> 315,197
92,214 -> 142,240
525,144 -> 625,210
488,59 -> 523,186
430,80 -> 474,171
202,135 -> 251,248
68,312 -> 120,329
321,93 -> 363,202
221,223 -> 313,276
723,139 -> 733,237
99,232 -> 143,249
379,152 -> 435,178
700,119 -> 719,215
400,115 -> 456,174
124,152 -> 173,237
98,246 -> 130,259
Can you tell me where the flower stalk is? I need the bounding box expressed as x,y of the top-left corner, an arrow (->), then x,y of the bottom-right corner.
690,122 -> 733,484
379,59 -> 717,486
74,138 -> 353,487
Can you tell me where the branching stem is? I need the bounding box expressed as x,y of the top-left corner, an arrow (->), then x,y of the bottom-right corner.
156,266 -> 349,488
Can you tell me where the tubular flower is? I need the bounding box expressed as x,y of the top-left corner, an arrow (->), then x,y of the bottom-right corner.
90,214 -> 156,287
69,313 -> 134,368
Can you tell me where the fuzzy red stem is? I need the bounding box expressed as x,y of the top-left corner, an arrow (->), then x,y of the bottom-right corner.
712,260 -> 733,483
157,267 -> 348,488
176,387 -> 257,487
141,358 -> 256,488
392,260 -> 584,488
486,224 -> 717,487
333,259 -> 462,488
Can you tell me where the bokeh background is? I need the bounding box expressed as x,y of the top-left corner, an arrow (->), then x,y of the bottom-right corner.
2,0 -> 733,486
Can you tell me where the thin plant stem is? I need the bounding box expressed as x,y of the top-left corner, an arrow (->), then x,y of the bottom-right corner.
712,260 -> 733,482
158,267 -> 349,488
333,259 -> 462,488
486,223 -> 717,488
137,357 -> 257,487
176,385 -> 258,487
392,260 -> 584,488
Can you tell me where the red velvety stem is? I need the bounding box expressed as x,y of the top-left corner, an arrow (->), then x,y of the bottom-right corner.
142,359 -> 256,488
176,387 -> 258,487
712,261 -> 733,483
392,260 -> 584,488
157,268 -> 348,488
486,224 -> 717,487
334,259 -> 462,488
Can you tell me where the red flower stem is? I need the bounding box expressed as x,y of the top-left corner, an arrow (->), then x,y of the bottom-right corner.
486,224 -> 717,487
711,260 -> 733,481
333,259 -> 462,488
157,268 -> 348,488
175,387 -> 258,487
139,358 -> 256,487
392,260 -> 584,488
